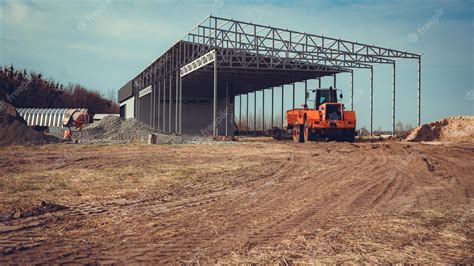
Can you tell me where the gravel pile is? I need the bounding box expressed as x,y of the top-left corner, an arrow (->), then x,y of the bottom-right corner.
81,115 -> 152,143
149,133 -> 213,145
81,115 -> 213,144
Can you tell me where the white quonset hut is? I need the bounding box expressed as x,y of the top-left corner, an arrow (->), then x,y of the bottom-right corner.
17,108 -> 88,129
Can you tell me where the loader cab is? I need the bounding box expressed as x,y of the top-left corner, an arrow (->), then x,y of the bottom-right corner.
314,87 -> 341,109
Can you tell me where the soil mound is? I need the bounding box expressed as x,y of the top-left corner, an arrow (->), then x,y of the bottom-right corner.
405,116 -> 474,142
0,102 -> 60,146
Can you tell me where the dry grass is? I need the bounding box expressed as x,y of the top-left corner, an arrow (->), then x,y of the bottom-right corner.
0,142 -> 268,213
214,206 -> 473,264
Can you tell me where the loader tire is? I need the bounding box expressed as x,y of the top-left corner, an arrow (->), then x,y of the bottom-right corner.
292,124 -> 304,143
344,129 -> 356,142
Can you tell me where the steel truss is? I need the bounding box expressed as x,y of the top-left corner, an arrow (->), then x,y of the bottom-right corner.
130,15 -> 421,137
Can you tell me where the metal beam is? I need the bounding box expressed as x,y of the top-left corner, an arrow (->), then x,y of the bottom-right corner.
392,62 -> 396,136
225,82 -> 229,136
246,93 -> 249,134
370,66 -> 374,137
213,54 -> 217,136
150,83 -> 153,129
169,73 -> 172,133
179,75 -> 182,134
271,87 -> 274,128
333,74 -> 336,88
175,71 -> 179,132
350,71 -> 354,111
304,81 -> 307,106
239,94 -> 242,133
180,50 -> 216,77
292,83 -> 295,109
158,78 -> 160,131
281,85 -> 284,129
262,89 -> 265,133
253,91 -> 256,135
163,76 -> 166,131
417,57 -> 421,126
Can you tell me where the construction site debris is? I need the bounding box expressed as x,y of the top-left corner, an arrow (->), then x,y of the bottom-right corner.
404,116 -> 474,142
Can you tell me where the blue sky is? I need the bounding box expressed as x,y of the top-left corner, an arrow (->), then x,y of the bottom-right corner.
0,0 -> 473,130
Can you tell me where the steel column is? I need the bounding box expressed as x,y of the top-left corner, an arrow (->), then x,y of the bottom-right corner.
150,83 -> 153,129
333,74 -> 336,88
253,91 -> 256,135
175,71 -> 178,133
179,75 -> 182,134
292,83 -> 295,109
136,86 -> 139,121
246,93 -> 249,134
304,81 -> 307,105
157,78 -> 161,131
370,67 -> 374,137
169,73 -> 172,133
225,82 -> 228,136
350,71 -> 354,111
281,85 -> 284,129
271,87 -> 274,128
318,78 -> 322,88
392,62 -> 396,136
417,57 -> 421,126
163,77 -> 166,131
213,55 -> 217,136
239,94 -> 242,133
262,89 -> 265,133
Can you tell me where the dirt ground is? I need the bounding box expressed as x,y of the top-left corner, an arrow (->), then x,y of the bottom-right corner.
0,140 -> 473,263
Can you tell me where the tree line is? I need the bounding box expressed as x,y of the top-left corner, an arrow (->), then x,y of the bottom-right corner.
0,65 -> 118,115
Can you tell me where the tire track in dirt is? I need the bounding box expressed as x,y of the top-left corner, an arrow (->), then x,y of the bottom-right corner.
1,142 -> 473,263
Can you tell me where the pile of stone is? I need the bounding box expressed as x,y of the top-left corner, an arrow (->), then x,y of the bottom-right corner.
81,115 -> 153,143
81,115 -> 213,144
148,132 -> 213,145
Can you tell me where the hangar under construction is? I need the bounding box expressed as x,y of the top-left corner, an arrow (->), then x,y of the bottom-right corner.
117,15 -> 421,136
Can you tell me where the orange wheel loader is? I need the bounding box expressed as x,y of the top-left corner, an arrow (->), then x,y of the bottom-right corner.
286,87 -> 356,143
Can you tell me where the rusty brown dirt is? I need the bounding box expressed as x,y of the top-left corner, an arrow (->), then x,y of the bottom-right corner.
0,141 -> 473,263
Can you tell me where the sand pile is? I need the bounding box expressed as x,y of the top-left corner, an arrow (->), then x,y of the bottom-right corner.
0,104 -> 60,146
405,116 -> 474,142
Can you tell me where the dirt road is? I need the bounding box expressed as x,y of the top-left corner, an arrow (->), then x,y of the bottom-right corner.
0,141 -> 473,263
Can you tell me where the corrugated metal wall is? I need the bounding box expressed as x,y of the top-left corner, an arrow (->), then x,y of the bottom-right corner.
16,108 -> 86,128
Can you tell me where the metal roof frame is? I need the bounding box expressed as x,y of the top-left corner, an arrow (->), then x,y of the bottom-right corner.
127,15 -> 421,136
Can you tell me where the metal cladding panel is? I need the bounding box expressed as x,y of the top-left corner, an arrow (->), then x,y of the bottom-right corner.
118,80 -> 133,103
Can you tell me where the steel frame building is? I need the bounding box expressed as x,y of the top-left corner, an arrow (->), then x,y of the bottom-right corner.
118,15 -> 421,136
